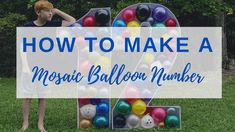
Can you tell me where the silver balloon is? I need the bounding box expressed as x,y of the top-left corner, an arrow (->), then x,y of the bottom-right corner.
167,107 -> 176,115
126,114 -> 141,128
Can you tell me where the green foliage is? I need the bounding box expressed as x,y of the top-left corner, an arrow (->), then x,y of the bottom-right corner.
0,13 -> 27,77
167,0 -> 226,16
114,0 -> 232,16
0,0 -> 29,18
0,13 -> 26,30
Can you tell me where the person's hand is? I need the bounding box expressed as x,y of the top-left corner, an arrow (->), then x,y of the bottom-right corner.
50,8 -> 76,26
52,8 -> 58,16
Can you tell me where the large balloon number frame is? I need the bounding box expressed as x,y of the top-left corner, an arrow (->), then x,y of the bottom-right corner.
112,3 -> 181,129
71,3 -> 182,130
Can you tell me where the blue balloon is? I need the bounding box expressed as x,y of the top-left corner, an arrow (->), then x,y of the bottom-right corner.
97,102 -> 109,114
113,19 -> 127,27
93,115 -> 109,127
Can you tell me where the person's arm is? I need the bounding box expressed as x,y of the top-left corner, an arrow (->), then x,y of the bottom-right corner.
52,8 -> 76,26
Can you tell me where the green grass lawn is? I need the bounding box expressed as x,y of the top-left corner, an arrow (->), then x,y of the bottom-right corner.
0,76 -> 235,132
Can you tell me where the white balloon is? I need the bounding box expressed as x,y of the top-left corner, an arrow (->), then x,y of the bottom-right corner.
141,89 -> 152,98
80,104 -> 96,119
98,88 -> 109,98
141,114 -> 155,129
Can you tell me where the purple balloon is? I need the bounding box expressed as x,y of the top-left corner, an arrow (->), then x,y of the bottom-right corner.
152,7 -> 167,22
90,99 -> 101,104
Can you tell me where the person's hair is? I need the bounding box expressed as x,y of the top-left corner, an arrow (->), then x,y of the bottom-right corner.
34,0 -> 53,12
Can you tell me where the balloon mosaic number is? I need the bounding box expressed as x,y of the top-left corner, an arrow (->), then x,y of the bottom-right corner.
69,8 -> 112,129
70,4 -> 181,130
112,3 -> 181,129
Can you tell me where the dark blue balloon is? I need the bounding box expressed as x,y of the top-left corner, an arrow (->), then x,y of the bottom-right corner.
95,9 -> 110,26
144,98 -> 151,103
113,115 -> 126,128
136,4 -> 151,22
